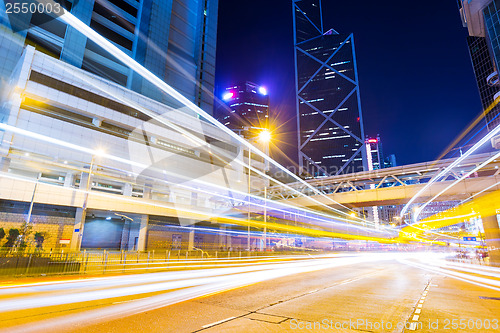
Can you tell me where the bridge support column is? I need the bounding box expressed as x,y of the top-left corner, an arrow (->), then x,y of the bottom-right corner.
0,157 -> 11,172
122,183 -> 133,196
188,229 -> 194,251
70,208 -> 85,251
70,170 -> 91,251
218,226 -> 226,250
482,214 -> 500,266
64,172 -> 74,187
137,215 -> 149,252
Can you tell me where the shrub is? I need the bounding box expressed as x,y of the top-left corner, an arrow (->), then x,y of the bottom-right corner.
5,229 -> 20,247
34,232 -> 45,248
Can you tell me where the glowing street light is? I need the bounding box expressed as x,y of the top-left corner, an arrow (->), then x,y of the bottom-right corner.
258,129 -> 271,143
223,92 -> 234,101
258,86 -> 267,95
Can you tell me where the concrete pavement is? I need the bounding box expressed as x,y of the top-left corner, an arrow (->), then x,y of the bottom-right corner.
0,253 -> 499,332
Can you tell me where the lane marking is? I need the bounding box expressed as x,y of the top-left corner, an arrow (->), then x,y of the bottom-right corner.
201,316 -> 236,329
412,315 -> 419,321
408,322 -> 418,330
415,309 -> 421,314
418,300 -> 424,304
417,304 -> 422,308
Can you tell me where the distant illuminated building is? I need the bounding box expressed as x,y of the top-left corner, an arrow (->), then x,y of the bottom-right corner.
293,0 -> 367,178
384,154 -> 397,169
215,81 -> 270,139
365,135 -> 383,170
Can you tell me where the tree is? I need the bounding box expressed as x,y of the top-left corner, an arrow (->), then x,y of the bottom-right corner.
0,228 -> 5,241
34,232 -> 45,248
5,229 -> 20,247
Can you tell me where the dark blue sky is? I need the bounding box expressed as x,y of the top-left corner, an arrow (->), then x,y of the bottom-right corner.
214,0 -> 482,167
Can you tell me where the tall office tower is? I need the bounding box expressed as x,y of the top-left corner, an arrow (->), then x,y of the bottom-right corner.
365,135 -> 384,171
458,0 -> 500,147
0,0 -> 218,114
467,36 -> 500,129
215,81 -> 269,139
293,0 -> 366,178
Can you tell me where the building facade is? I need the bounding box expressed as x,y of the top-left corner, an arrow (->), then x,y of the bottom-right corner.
0,0 -> 218,114
458,0 -> 500,146
0,47 -> 249,252
293,0 -> 367,178
215,81 -> 269,139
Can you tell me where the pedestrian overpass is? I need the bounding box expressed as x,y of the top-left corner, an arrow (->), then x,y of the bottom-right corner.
269,152 -> 500,210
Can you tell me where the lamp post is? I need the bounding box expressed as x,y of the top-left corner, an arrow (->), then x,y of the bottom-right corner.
244,127 -> 272,251
71,149 -> 105,251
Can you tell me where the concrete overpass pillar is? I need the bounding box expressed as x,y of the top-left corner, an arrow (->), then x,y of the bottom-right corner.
70,208 -> 85,251
218,225 -> 226,249
188,229 -> 195,251
137,215 -> 149,252
70,169 -> 91,251
482,214 -> 500,266
64,172 -> 74,187
143,183 -> 152,199
0,157 -> 11,172
122,183 -> 133,196
226,228 -> 232,250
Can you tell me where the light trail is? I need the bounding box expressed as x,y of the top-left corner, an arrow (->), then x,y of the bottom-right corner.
0,254 -> 385,312
0,167 -> 395,241
400,122 -> 500,221
53,8 -> 383,227
400,258 -> 500,292
414,150 -> 500,222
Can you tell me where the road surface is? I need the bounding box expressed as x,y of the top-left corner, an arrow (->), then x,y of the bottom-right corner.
0,253 -> 499,332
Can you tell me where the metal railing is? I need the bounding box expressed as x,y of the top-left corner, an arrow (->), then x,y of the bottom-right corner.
0,248 -> 309,277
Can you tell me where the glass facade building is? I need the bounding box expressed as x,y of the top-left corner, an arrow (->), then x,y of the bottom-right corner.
293,0 -> 366,178
459,0 -> 500,133
0,0 -> 218,114
483,1 -> 500,129
466,35 -> 500,130
215,81 -> 269,139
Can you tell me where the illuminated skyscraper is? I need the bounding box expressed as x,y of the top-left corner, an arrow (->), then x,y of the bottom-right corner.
365,136 -> 383,171
293,0 -> 366,178
0,0 -> 218,114
215,81 -> 269,139
458,0 -> 500,147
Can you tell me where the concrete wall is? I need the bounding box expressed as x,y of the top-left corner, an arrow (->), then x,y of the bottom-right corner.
0,209 -> 74,250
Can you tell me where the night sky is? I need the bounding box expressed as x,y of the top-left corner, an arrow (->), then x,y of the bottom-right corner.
214,0 -> 482,168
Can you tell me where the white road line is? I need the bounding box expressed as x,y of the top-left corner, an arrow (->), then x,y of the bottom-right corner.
412,315 -> 420,321
408,322 -> 418,330
417,304 -> 422,308
202,316 -> 236,329
415,309 -> 421,314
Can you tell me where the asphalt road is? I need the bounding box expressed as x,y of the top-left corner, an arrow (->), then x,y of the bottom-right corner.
0,253 -> 499,333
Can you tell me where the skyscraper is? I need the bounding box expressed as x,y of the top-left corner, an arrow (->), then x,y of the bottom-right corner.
365,136 -> 383,171
365,135 -> 397,170
0,0 -> 218,114
293,0 -> 366,178
215,81 -> 269,139
458,0 -> 500,147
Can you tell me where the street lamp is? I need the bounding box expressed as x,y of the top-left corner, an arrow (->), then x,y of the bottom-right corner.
245,128 -> 271,251
71,148 -> 105,251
